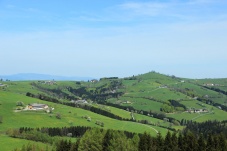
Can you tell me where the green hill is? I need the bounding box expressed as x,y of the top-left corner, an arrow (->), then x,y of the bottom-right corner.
0,91 -> 167,134
1,71 -> 227,149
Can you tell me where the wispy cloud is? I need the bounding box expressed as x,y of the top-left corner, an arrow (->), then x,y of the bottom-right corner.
187,0 -> 218,5
116,0 -> 226,20
119,2 -> 168,16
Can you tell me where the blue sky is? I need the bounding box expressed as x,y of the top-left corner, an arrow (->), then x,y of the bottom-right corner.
0,0 -> 227,78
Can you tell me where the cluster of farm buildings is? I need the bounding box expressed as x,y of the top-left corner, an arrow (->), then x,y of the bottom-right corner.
27,103 -> 49,110
186,108 -> 208,113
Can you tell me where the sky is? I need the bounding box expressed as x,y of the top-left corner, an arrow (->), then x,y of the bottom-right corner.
0,0 -> 227,79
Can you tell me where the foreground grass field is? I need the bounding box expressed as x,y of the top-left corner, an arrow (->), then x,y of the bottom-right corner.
0,91 -> 168,136
0,90 -> 170,149
0,135 -> 53,151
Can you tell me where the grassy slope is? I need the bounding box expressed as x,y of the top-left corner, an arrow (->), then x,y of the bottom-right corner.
118,97 -> 163,112
167,99 -> 227,122
1,81 -> 41,95
117,72 -> 227,123
1,73 -> 227,134
0,91 -> 167,135
1,73 -> 227,149
0,135 -> 53,151
0,89 -> 169,149
93,104 -> 172,128
169,81 -> 227,104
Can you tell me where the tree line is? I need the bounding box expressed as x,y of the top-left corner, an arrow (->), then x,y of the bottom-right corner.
17,128 -> 227,151
99,101 -> 178,125
183,120 -> 227,139
26,92 -> 128,121
60,128 -> 227,151
203,86 -> 227,95
197,97 -> 227,112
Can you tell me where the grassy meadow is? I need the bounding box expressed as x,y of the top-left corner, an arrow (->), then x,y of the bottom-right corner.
1,72 -> 227,149
0,135 -> 53,151
0,91 -> 167,135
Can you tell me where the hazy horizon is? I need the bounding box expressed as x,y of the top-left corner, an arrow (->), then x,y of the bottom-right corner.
1,0 -> 227,79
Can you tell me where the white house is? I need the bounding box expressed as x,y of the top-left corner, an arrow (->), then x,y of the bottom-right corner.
28,103 -> 48,110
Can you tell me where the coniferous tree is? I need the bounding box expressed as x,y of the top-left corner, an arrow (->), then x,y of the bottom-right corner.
67,140 -> 72,151
56,139 -> 71,151
213,135 -> 220,150
78,128 -> 105,151
163,131 -> 172,151
218,133 -> 227,151
155,132 -> 163,151
185,131 -> 198,151
107,131 -> 130,151
178,133 -> 184,151
70,139 -> 80,151
206,134 -> 215,151
103,129 -> 114,151
130,134 -> 139,151
198,134 -> 206,151
171,132 -> 178,151
139,132 -> 153,151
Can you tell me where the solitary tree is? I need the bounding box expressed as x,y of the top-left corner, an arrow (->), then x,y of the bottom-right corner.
0,116 -> 3,123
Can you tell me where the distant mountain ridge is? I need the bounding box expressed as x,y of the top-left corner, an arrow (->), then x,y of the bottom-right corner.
0,73 -> 94,81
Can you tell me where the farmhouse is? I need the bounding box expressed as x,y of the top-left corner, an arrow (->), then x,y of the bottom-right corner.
70,100 -> 88,104
0,83 -> 5,87
123,101 -> 131,104
90,79 -> 98,83
204,83 -> 214,86
28,103 -> 48,110
38,80 -> 56,85
187,108 -> 208,113
44,81 -> 56,85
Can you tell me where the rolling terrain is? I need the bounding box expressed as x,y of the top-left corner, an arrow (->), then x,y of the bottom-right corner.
1,71 -> 227,150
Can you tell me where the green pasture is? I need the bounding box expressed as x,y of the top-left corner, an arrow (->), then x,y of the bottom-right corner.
124,87 -> 188,102
173,82 -> 222,97
180,100 -> 206,109
136,72 -> 177,82
93,104 -> 132,119
117,96 -> 163,112
166,112 -> 202,122
93,103 -> 170,128
1,81 -> 41,95
193,107 -> 227,122
0,135 -> 53,151
166,101 -> 227,122
195,78 -> 227,86
124,80 -> 160,93
133,113 -> 171,128
0,91 -> 167,136
1,73 -> 227,146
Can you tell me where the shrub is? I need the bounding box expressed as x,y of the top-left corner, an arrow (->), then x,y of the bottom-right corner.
56,113 -> 61,119
16,101 -> 24,107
